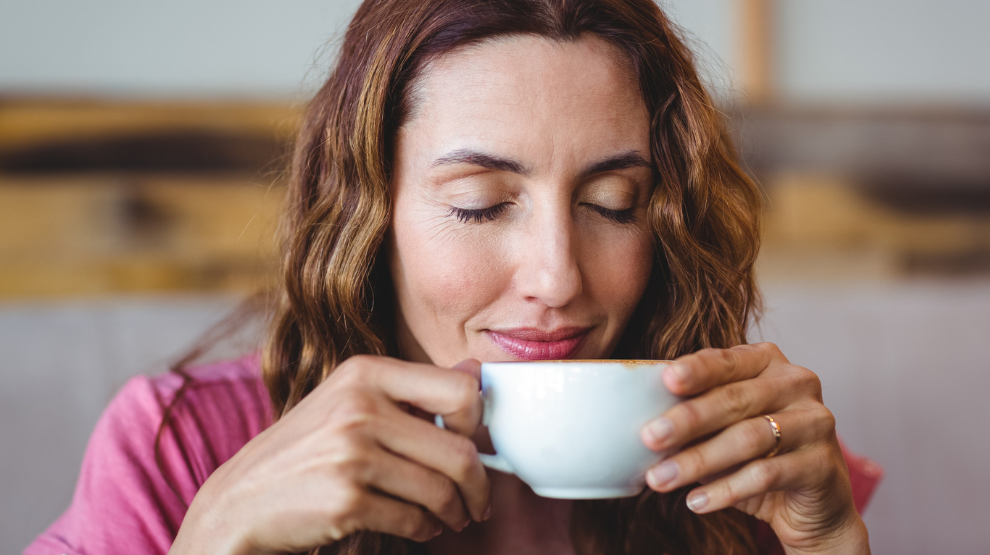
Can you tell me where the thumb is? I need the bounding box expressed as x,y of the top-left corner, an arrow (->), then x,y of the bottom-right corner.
450,358 -> 482,383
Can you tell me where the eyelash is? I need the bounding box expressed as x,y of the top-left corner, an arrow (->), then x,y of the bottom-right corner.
585,204 -> 637,224
449,203 -> 510,223
449,203 -> 636,224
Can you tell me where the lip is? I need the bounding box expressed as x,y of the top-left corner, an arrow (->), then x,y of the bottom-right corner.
487,326 -> 591,360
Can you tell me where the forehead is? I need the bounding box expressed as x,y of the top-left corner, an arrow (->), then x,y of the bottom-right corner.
399,34 -> 649,165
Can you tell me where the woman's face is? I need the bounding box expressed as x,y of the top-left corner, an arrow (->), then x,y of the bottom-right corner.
389,34 -> 654,367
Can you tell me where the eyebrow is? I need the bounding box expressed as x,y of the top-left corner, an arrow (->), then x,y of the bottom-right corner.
580,151 -> 651,177
429,149 -> 651,179
431,149 -> 528,175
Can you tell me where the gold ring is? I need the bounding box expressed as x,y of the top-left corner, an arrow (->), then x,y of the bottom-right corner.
764,415 -> 781,458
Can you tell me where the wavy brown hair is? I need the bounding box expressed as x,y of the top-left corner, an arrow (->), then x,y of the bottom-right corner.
263,0 -> 763,553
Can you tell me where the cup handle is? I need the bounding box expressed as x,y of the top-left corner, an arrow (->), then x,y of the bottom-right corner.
478,452 -> 515,474
433,412 -> 515,475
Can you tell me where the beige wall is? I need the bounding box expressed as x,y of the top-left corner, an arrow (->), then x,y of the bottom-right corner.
4,0 -> 990,102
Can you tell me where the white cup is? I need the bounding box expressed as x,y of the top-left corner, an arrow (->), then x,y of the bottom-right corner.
440,360 -> 678,499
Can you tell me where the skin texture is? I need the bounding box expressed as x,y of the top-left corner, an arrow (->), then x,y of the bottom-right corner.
169,36 -> 869,555
388,35 -> 655,368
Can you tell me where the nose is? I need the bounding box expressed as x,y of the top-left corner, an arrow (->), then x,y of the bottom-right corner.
514,203 -> 583,308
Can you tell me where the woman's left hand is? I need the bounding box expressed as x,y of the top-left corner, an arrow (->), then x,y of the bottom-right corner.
641,343 -> 870,554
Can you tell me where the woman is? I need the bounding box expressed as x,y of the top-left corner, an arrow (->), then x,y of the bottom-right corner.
27,0 -> 881,554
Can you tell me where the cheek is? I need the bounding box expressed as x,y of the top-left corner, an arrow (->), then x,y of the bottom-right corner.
585,230 -> 654,315
391,217 -> 507,328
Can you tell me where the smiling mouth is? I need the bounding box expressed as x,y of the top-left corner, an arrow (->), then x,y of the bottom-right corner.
486,327 -> 591,360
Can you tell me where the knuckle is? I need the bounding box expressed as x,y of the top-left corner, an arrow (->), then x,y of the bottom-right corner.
680,350 -> 709,373
328,483 -> 364,523
322,517 -> 352,542
337,355 -> 384,386
748,460 -> 778,491
718,383 -> 751,418
795,366 -> 823,399
674,400 -> 704,432
740,418 -> 771,451
754,341 -> 774,354
325,524 -> 350,543
689,348 -> 712,361
448,436 -> 480,482
717,347 -> 738,368
720,479 -> 739,505
450,372 -> 480,410
346,354 -> 375,367
751,342 -> 788,368
332,394 -> 378,429
337,354 -> 369,375
756,342 -> 784,360
407,514 -> 435,542
813,405 -> 837,438
682,447 -> 709,477
697,348 -> 727,368
329,361 -> 356,386
329,439 -> 371,481
433,477 -> 462,515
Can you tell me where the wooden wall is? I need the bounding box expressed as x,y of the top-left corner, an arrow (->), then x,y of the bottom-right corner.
3,98 -> 990,299
0,99 -> 299,298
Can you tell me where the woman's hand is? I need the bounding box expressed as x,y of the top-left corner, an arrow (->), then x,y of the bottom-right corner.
170,356 -> 491,555
640,343 -> 870,554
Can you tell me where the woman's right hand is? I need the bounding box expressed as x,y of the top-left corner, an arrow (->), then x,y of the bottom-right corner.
169,355 -> 491,555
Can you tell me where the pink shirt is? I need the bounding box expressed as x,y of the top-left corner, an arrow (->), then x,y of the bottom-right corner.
25,356 -> 882,555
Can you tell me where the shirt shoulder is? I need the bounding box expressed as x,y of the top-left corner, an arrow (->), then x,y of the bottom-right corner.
152,354 -> 272,486
24,354 -> 271,555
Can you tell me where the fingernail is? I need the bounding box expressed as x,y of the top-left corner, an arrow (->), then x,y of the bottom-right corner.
647,461 -> 679,488
686,492 -> 708,512
482,501 -> 493,521
433,525 -> 443,537
645,417 -> 674,445
666,363 -> 688,385
459,518 -> 471,531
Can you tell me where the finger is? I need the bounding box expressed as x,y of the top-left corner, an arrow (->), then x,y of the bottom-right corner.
682,448 -> 830,515
643,373 -> 779,450
440,360 -> 483,432
378,359 -> 482,434
645,408 -> 824,493
348,489 -> 444,542
450,358 -> 482,381
344,356 -> 483,435
364,446 -> 471,531
664,343 -> 787,396
642,367 -> 821,451
375,404 -> 492,522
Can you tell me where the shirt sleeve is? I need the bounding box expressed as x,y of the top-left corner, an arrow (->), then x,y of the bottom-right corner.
24,376 -> 193,555
839,438 -> 884,514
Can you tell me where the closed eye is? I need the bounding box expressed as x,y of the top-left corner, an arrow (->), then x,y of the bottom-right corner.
448,202 -> 511,223
584,204 -> 636,224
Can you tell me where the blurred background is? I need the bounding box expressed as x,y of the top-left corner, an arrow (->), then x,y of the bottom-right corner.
2,0 -> 989,553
